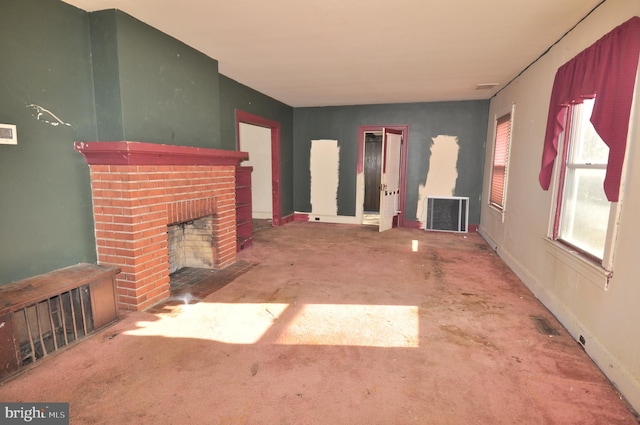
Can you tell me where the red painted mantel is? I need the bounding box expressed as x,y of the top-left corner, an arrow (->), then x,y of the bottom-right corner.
74,141 -> 248,166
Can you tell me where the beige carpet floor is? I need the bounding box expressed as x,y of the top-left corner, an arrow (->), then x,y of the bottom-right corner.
1,222 -> 638,424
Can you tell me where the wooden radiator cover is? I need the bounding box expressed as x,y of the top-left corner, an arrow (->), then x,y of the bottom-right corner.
0,264 -> 120,381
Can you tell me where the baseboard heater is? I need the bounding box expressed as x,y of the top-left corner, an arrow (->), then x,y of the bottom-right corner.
0,264 -> 120,381
425,196 -> 469,233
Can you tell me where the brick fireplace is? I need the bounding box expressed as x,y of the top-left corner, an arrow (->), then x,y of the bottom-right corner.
75,141 -> 248,311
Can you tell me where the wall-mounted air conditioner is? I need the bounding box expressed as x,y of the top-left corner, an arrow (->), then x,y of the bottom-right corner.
425,196 -> 469,233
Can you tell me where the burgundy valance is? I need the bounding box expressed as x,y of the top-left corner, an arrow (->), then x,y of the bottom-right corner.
539,16 -> 640,202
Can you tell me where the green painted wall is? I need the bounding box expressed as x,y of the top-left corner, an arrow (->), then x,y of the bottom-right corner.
0,2 -> 291,285
0,0 -> 98,284
293,101 -> 489,224
89,10 -> 124,141
219,75 -> 295,216
0,0 -> 488,285
90,10 -> 221,147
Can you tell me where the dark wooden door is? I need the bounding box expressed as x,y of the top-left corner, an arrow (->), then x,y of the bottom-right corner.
364,134 -> 382,212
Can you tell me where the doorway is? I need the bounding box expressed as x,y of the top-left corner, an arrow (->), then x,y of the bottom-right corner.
363,132 -> 382,226
364,132 -> 382,212
239,123 -> 272,219
357,125 -> 409,231
236,110 -> 283,226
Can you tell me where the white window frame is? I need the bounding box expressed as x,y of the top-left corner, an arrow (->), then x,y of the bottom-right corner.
555,100 -> 610,260
546,98 -> 630,286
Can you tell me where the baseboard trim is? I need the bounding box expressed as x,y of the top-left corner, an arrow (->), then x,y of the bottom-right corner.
403,220 -> 422,229
279,213 -> 295,225
293,213 -> 309,222
304,214 -> 360,224
491,236 -> 640,414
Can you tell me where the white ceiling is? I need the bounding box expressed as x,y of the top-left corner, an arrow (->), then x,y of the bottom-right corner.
62,0 -> 604,107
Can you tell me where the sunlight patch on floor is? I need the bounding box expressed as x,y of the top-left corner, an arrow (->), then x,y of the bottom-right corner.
362,213 -> 380,226
125,303 -> 289,344
125,303 -> 419,347
275,304 -> 419,347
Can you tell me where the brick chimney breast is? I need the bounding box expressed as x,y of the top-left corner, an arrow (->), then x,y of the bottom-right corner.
75,141 -> 248,311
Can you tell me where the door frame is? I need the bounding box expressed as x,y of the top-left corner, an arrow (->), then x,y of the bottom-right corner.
357,125 -> 409,227
236,110 -> 283,226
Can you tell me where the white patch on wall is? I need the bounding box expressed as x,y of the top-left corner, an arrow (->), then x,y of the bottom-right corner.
416,135 -> 459,227
310,139 -> 340,216
239,123 -> 273,219
26,104 -> 76,131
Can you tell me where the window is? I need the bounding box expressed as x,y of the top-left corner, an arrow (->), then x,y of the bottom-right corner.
489,112 -> 512,210
540,17 -> 640,204
540,17 -> 640,273
554,99 -> 610,260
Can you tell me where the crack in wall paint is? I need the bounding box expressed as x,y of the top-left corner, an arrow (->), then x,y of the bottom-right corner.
26,104 -> 77,131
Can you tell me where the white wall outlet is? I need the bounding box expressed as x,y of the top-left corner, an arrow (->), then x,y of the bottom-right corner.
0,124 -> 17,145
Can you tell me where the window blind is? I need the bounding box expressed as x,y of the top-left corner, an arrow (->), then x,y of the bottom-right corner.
490,113 -> 511,209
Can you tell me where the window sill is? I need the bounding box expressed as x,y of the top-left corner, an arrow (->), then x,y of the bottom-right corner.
543,237 -> 612,291
487,204 -> 505,222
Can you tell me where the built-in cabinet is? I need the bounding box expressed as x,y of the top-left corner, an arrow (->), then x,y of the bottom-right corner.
236,166 -> 253,251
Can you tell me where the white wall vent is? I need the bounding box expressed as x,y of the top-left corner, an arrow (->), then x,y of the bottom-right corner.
425,196 -> 469,233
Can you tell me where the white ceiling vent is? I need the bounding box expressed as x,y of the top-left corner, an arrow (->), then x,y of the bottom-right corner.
475,83 -> 499,90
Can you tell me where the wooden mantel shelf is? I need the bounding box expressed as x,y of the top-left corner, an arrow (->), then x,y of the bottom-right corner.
74,141 -> 248,166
